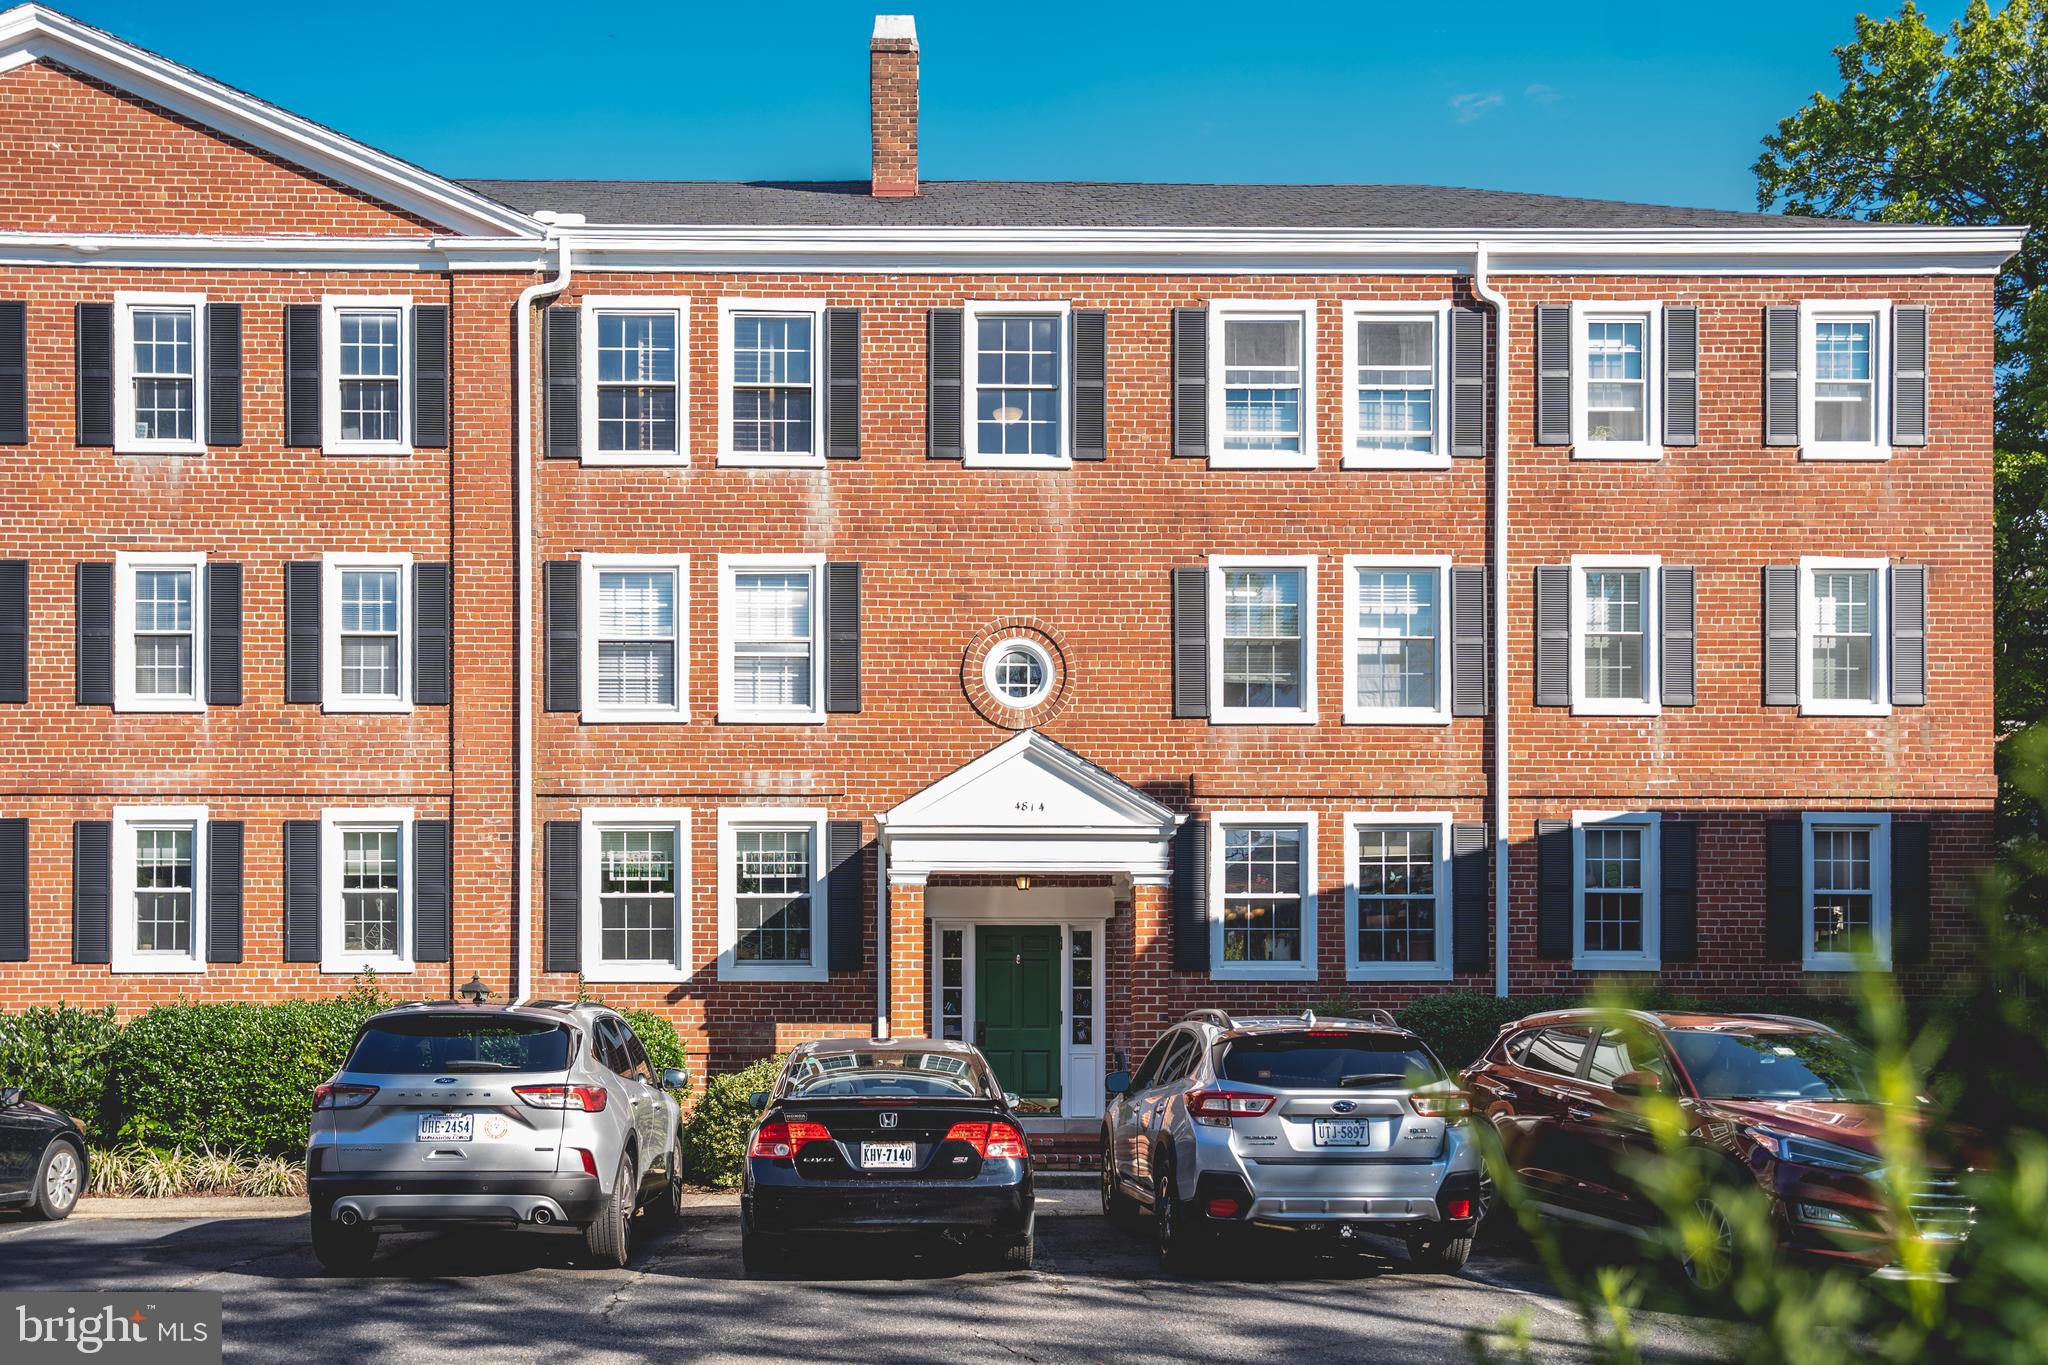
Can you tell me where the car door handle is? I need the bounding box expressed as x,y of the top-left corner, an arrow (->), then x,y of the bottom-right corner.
1565,1105 -> 1597,1121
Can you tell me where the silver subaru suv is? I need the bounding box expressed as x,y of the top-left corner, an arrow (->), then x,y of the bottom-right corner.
307,1001 -> 688,1273
1102,1009 -> 1484,1272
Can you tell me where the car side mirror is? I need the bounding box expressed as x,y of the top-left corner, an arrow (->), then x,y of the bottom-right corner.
0,1086 -> 20,1108
1613,1071 -> 1664,1098
748,1090 -> 769,1112
1103,1071 -> 1130,1096
660,1067 -> 689,1092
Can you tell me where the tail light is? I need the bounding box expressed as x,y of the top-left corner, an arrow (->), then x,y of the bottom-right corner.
1442,1197 -> 1473,1220
1410,1091 -> 1472,1121
513,1084 -> 609,1112
1187,1090 -> 1278,1127
573,1147 -> 599,1177
313,1083 -> 377,1110
749,1121 -> 831,1159
1207,1197 -> 1242,1218
943,1121 -> 1028,1159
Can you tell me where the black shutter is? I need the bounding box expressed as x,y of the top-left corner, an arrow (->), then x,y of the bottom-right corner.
0,559 -> 25,704
1534,304 -> 1570,446
1171,566 -> 1209,719
413,562 -> 451,706
1660,821 -> 1697,963
1892,306 -> 1929,447
1534,566 -> 1570,707
1536,819 -> 1572,960
1763,565 -> 1799,706
0,817 -> 26,962
825,307 -> 861,460
285,305 -> 322,448
1171,306 -> 1208,458
414,818 -> 451,963
543,820 -> 580,973
1660,566 -> 1696,708
544,561 -> 580,712
1891,565 -> 1928,706
825,561 -> 861,714
926,308 -> 963,459
1172,818 -> 1209,971
1450,305 -> 1487,458
205,562 -> 242,706
0,300 -> 25,445
71,820 -> 110,964
206,820 -> 244,964
1451,822 -> 1489,975
284,561 -> 322,704
1763,306 -> 1800,446
413,304 -> 449,450
544,306 -> 580,459
1764,819 -> 1803,961
283,819 -> 320,963
1891,820 -> 1930,965
75,303 -> 112,447
1450,565 -> 1488,717
206,303 -> 242,447
1663,305 -> 1699,447
74,561 -> 112,707
1072,308 -> 1107,460
826,819 -> 865,971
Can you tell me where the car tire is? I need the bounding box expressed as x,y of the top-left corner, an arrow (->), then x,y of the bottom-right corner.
650,1133 -> 685,1225
582,1152 -> 635,1269
1154,1165 -> 1209,1275
310,1216 -> 379,1275
1100,1133 -> 1131,1225
740,1228 -> 785,1275
28,1140 -> 84,1221
1406,1229 -> 1475,1273
998,1232 -> 1036,1271
1680,1195 -> 1737,1293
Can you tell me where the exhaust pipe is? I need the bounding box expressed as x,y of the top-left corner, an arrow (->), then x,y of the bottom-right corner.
530,1206 -> 554,1226
337,1206 -> 362,1227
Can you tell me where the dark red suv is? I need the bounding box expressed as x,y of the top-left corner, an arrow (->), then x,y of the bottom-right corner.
1461,1009 -> 1973,1282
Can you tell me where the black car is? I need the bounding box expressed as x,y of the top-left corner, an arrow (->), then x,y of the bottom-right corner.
0,1086 -> 87,1220
740,1037 -> 1035,1272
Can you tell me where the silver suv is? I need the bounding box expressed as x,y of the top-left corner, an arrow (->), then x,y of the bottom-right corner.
307,1001 -> 688,1273
1102,1009 -> 1484,1272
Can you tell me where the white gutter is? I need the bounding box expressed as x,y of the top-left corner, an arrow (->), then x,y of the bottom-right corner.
1470,245 -> 1512,999
510,235 -> 574,1005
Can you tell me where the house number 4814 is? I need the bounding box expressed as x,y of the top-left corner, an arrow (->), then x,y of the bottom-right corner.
1013,800 -> 1045,812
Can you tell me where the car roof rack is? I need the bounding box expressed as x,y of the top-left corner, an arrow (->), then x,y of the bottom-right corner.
1183,1008 -> 1236,1029
1183,1007 -> 1403,1032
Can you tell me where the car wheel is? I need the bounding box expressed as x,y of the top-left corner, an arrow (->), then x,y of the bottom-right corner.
29,1141 -> 83,1221
651,1132 -> 685,1224
1100,1134 -> 1131,1224
582,1152 -> 635,1269
999,1232 -> 1035,1271
1154,1165 -> 1208,1275
740,1228 -> 785,1275
1406,1229 -> 1475,1273
1681,1195 -> 1736,1292
310,1216 -> 379,1275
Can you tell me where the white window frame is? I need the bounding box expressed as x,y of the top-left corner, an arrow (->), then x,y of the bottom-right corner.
321,295 -> 414,457
113,551 -> 207,714
718,553 -> 826,725
1344,811 -> 1453,982
113,291 -> 207,456
110,804 -> 208,974
1572,809 -> 1661,972
1802,811 -> 1892,973
322,551 -> 413,715
717,297 -> 826,468
1340,301 -> 1451,470
1799,299 -> 1892,462
319,806 -> 414,975
1342,554 -> 1450,725
1569,554 -> 1662,717
961,299 -> 1071,470
1797,555 -> 1891,718
1209,812 -> 1318,982
716,806 -> 829,983
1207,299 -> 1318,469
580,554 -> 691,724
581,807 -> 693,984
580,296 -> 690,467
1208,554 -> 1317,726
1569,301 -> 1663,460
982,636 -> 1056,711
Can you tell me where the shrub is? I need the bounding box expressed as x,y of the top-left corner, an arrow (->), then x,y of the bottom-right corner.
0,1003 -> 121,1138
1397,993 -> 1574,1069
618,1008 -> 689,1077
87,1144 -> 305,1199
681,1053 -> 785,1189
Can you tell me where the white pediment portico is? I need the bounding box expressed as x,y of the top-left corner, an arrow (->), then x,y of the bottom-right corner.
878,731 -> 1180,884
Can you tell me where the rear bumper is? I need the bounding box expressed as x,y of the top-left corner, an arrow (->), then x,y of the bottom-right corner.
745,1159 -> 1033,1238
309,1172 -> 607,1228
1210,1169 -> 1484,1234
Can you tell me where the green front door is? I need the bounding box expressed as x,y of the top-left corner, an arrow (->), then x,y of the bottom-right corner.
976,926 -> 1062,1108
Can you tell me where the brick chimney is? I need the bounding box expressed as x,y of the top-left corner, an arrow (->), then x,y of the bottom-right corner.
869,15 -> 919,198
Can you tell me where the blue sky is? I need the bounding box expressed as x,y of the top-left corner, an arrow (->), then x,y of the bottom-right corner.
65,1 -> 1968,212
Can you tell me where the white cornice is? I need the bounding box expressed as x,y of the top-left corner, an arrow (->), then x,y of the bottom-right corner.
0,232 -> 550,271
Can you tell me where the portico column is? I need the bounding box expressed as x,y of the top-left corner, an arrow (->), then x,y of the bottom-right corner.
888,878 -> 928,1037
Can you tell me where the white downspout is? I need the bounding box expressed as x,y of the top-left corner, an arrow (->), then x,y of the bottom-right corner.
511,234 -> 574,1005
1470,245 -> 1511,999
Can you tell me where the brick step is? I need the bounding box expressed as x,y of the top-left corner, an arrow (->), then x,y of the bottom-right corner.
1027,1131 -> 1102,1173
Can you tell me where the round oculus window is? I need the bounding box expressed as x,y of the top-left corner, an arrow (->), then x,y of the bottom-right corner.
984,639 -> 1055,710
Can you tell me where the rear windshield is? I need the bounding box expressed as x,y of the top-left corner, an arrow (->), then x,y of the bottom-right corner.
782,1050 -> 994,1100
347,1015 -> 571,1074
1219,1034 -> 1443,1090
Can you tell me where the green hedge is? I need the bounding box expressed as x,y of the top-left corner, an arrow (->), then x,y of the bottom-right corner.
0,1004 -> 122,1139
682,1053 -> 784,1189
616,1009 -> 688,1077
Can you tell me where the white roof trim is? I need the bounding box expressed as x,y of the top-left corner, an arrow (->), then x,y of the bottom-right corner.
881,730 -> 1179,836
0,5 -> 539,239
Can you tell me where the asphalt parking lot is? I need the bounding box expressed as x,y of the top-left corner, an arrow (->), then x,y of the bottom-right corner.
0,1187 -> 1727,1363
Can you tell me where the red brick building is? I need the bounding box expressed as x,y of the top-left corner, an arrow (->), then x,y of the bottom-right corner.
0,8 -> 2019,1116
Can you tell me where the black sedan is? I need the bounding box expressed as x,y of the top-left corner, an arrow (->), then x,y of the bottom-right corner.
0,1086 -> 87,1220
740,1038 -> 1034,1272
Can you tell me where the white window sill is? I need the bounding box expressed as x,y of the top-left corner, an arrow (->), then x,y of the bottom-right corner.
1343,707 -> 1450,727
114,442 -> 205,457
717,451 -> 825,469
323,443 -> 414,459
581,451 -> 689,468
964,453 -> 1074,471
1571,954 -> 1661,973
1572,700 -> 1661,718
1799,446 -> 1893,463
1211,710 -> 1317,726
719,708 -> 825,726
582,961 -> 692,985
1803,955 -> 1889,974
1208,450 -> 1316,470
115,696 -> 206,715
1209,964 -> 1317,983
322,955 -> 415,976
111,954 -> 206,975
1799,701 -> 1893,719
719,963 -> 828,984
1342,450 -> 1450,471
1347,963 -> 1453,983
1572,444 -> 1664,462
324,697 -> 413,716
582,708 -> 692,725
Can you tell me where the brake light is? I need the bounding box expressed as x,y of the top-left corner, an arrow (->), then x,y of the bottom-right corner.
749,1121 -> 831,1158
943,1121 -> 1028,1159
512,1084 -> 609,1112
1187,1090 -> 1278,1127
313,1083 -> 377,1110
1410,1091 -> 1472,1121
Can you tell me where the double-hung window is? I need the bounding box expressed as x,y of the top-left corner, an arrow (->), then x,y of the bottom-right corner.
114,292 -> 205,455
320,807 -> 413,974
114,552 -> 206,713
719,555 -> 824,724
580,555 -> 689,723
717,807 -> 828,982
719,299 -> 823,466
1800,301 -> 1890,460
1803,812 -> 1891,971
1572,811 -> 1660,971
1343,556 -> 1449,724
963,301 -> 1068,468
1345,813 -> 1452,980
1570,302 -> 1661,458
1569,555 -> 1660,716
1208,301 -> 1316,468
322,297 -> 412,455
1797,557 -> 1889,717
1208,555 -> 1316,724
110,805 -> 208,974
1342,302 -> 1448,468
581,297 -> 688,465
322,553 -> 412,714
580,809 -> 691,982
1209,814 -> 1316,980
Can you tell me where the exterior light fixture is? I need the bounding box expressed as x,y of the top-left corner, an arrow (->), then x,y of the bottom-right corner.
459,974 -> 491,1005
